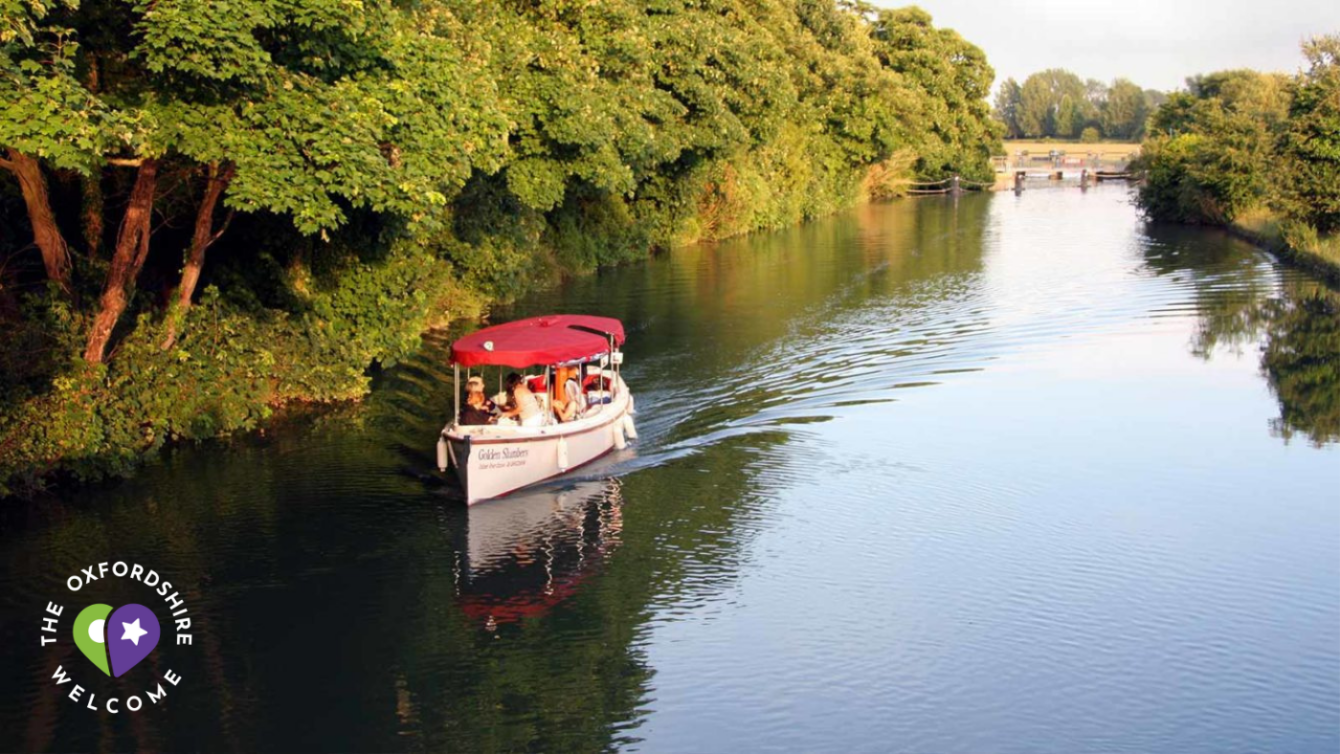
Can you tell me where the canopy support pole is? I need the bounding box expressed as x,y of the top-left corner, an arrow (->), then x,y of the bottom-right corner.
453,364 -> 459,425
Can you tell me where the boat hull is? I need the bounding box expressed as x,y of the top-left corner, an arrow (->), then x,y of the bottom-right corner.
443,383 -> 633,504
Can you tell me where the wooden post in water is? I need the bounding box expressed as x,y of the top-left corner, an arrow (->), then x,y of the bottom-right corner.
1081,168 -> 1089,190
951,174 -> 961,197
1014,171 -> 1025,194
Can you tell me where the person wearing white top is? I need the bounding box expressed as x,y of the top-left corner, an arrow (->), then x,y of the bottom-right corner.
498,372 -> 544,427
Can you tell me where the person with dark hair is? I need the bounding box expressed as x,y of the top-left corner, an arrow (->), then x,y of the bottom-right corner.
458,375 -> 496,425
552,364 -> 587,422
497,372 -> 543,427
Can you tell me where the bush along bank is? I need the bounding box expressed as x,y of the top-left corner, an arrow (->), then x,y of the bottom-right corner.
1134,36 -> 1340,284
0,2 -> 1003,496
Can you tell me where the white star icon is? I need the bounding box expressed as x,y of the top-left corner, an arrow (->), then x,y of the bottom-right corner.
121,618 -> 148,646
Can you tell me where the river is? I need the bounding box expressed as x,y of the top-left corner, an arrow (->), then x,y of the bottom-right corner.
1,187 -> 1337,752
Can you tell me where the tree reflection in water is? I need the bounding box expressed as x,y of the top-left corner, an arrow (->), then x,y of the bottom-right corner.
1144,224 -> 1340,445
1258,289 -> 1340,444
1196,284 -> 1340,446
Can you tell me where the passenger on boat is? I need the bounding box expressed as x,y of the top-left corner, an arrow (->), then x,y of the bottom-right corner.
458,376 -> 496,426
552,365 -> 587,422
497,372 -> 544,427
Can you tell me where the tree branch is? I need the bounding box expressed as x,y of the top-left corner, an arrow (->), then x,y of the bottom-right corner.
208,210 -> 236,248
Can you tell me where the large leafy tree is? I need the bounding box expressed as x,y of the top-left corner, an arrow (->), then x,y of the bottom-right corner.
870,6 -> 1001,182
1275,35 -> 1340,234
2,0 -> 511,362
1138,69 -> 1291,224
0,0 -> 123,292
1017,68 -> 1088,138
1102,78 -> 1150,140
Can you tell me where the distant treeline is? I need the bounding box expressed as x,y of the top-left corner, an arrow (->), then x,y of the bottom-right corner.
993,69 -> 1167,142
0,1 -> 1002,495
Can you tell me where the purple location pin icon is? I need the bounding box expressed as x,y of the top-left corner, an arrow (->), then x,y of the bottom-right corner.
106,604 -> 160,677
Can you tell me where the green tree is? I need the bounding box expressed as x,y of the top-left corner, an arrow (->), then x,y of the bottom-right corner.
0,0 -> 121,292
1018,68 -> 1087,138
1275,34 -> 1340,234
0,0 -> 1013,491
2,0 -> 512,362
993,77 -> 1023,138
1102,78 -> 1150,140
871,7 -> 1001,181
1138,69 -> 1289,224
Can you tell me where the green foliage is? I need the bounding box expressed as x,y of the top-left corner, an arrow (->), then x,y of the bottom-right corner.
1000,69 -> 1166,142
994,77 -> 1023,138
1136,40 -> 1340,289
1275,35 -> 1340,234
1137,69 -> 1289,224
1017,69 -> 1090,138
1260,288 -> 1340,445
871,7 -> 1002,183
1080,126 -> 1101,143
0,1 -> 129,172
0,0 -> 1004,494
1102,79 -> 1150,140
0,239 -> 456,495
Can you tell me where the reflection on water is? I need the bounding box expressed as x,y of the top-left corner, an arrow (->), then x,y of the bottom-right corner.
1261,290 -> 1340,443
1,188 -> 1336,753
1144,223 -> 1340,445
456,480 -> 625,628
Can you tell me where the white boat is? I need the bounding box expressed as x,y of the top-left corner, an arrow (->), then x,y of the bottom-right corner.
436,315 -> 637,504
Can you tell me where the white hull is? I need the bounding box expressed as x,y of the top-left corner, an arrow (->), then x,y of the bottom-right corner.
440,377 -> 634,504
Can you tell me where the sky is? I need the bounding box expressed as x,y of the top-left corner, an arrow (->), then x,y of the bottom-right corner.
887,0 -> 1339,92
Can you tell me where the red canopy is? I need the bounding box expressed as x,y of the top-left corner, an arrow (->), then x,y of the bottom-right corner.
450,315 -> 625,368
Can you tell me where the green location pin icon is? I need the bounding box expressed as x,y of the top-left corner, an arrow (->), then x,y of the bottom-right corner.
73,604 -> 113,676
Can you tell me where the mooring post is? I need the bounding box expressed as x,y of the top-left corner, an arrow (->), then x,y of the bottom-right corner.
1081,168 -> 1089,189
1014,170 -> 1025,193
951,174 -> 961,196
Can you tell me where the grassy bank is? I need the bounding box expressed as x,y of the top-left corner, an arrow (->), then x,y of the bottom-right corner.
1232,208 -> 1340,288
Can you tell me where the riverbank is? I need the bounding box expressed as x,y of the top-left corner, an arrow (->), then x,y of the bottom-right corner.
0,170 -> 918,500
1231,208 -> 1340,288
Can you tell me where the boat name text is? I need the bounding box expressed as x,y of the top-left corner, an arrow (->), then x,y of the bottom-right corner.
479,447 -> 530,461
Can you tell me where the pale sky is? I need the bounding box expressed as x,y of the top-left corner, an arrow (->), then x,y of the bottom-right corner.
885,0 -> 1338,92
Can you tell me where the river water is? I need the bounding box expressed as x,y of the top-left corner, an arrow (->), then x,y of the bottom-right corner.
1,187 -> 1337,752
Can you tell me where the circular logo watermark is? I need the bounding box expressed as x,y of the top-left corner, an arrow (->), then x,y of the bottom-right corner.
38,561 -> 194,714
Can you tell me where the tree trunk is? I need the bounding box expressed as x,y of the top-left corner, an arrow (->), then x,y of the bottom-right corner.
162,162 -> 233,350
0,149 -> 72,292
82,172 -> 104,260
83,159 -> 158,364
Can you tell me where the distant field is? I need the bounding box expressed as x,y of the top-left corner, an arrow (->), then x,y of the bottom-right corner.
1001,140 -> 1141,158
